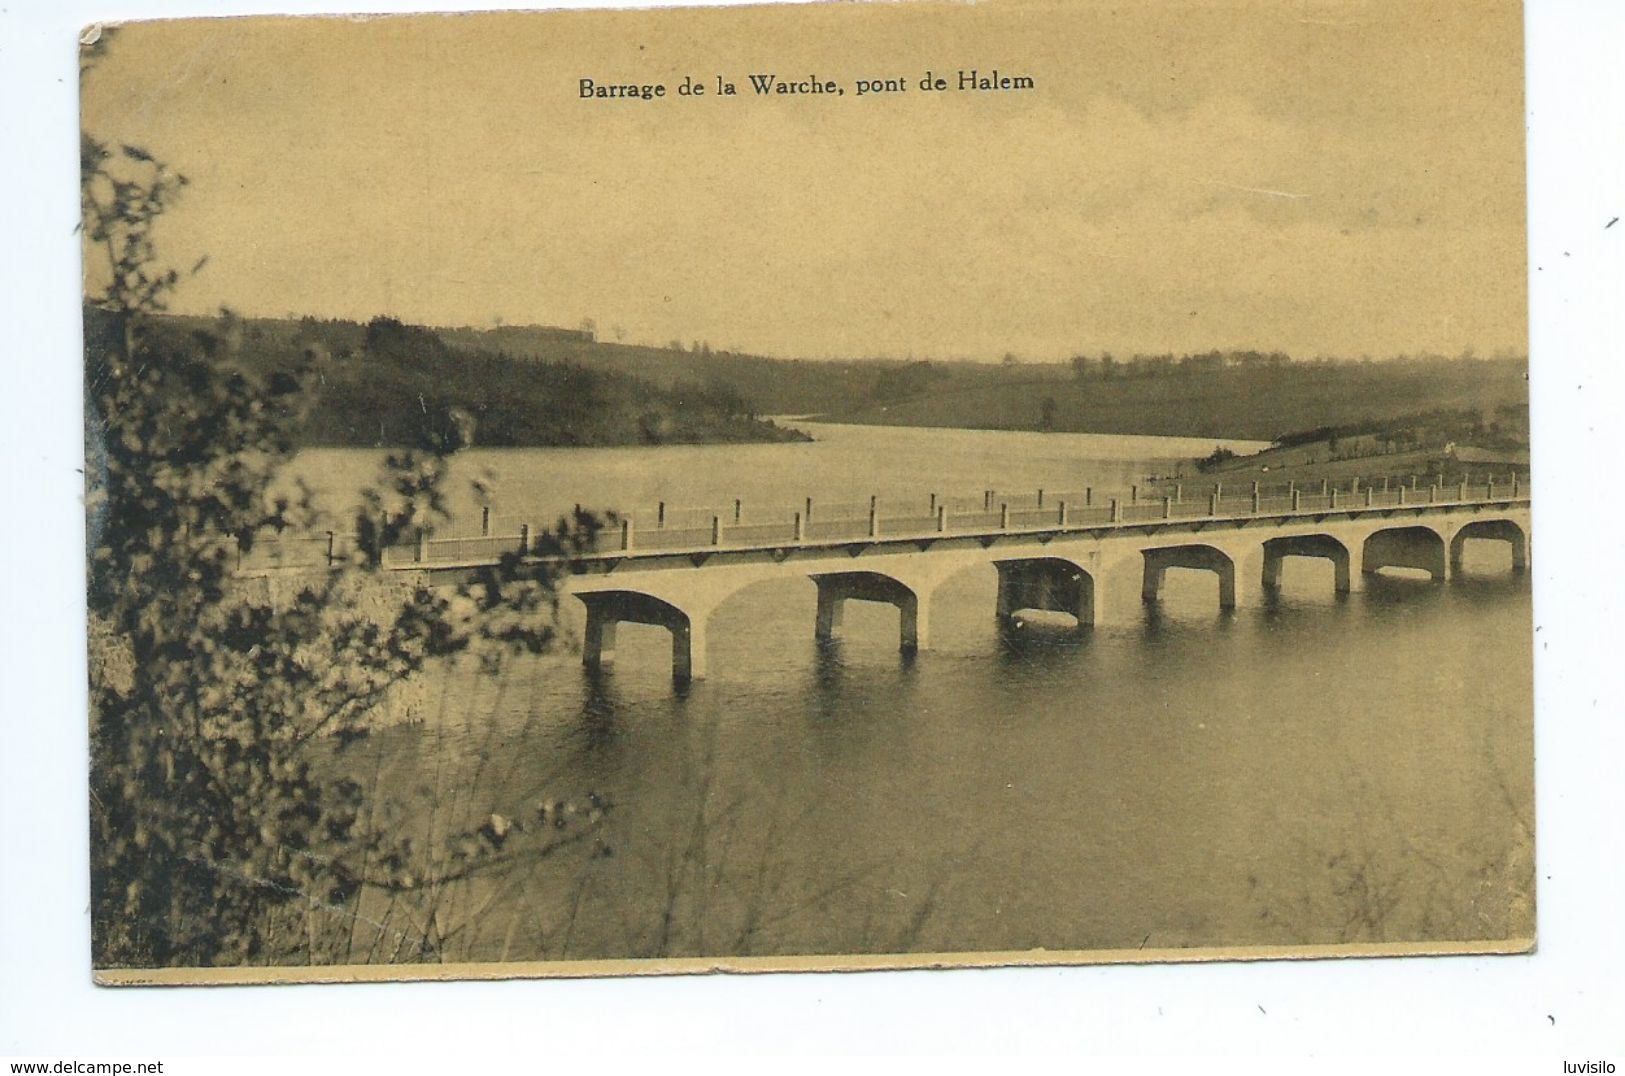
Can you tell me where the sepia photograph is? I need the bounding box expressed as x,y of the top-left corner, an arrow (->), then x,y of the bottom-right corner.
77,0 -> 1537,985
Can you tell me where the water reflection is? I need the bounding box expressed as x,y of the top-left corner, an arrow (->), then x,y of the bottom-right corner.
809,637 -> 848,718
576,668 -> 623,751
994,617 -> 1089,673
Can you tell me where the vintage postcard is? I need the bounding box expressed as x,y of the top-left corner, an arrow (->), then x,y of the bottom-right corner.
82,0 -> 1533,984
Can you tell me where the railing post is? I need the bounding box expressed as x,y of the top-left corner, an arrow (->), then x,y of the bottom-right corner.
984,489 -> 993,511
805,496 -> 814,523
1162,495 -> 1172,520
1214,481 -> 1223,501
1110,497 -> 1121,523
1397,486 -> 1407,506
1251,489 -> 1261,513
326,530 -> 336,566
1486,476 -> 1495,500
620,518 -> 632,551
1351,476 -> 1360,496
1411,474 -> 1420,491
1291,489 -> 1301,512
376,513 -> 390,567
1037,488 -> 1044,508
657,501 -> 666,529
1457,479 -> 1468,501
794,511 -> 804,542
1428,484 -> 1438,503
1085,486 -> 1093,507
1058,500 -> 1068,526
415,528 -> 427,563
1000,503 -> 1010,530
1208,491 -> 1219,515
936,505 -> 947,533
1511,473 -> 1520,497
1131,484 -> 1139,504
1174,483 -> 1182,504
518,523 -> 530,556
734,498 -> 742,524
868,501 -> 879,539
1329,488 -> 1339,509
1320,478 -> 1328,496
481,505 -> 491,537
711,515 -> 722,545
929,492 -> 937,515
1365,487 -> 1374,507
1382,476 -> 1390,492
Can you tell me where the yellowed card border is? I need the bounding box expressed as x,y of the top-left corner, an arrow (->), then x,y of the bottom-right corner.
96,936 -> 1535,986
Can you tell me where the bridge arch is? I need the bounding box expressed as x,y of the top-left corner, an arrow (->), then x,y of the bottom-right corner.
1141,544 -> 1241,610
575,589 -> 708,683
809,570 -> 929,653
1263,534 -> 1353,595
993,557 -> 1098,630
1362,525 -> 1449,582
1449,518 -> 1529,577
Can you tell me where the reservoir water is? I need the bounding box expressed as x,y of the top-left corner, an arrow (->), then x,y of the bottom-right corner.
290,423 -> 1534,966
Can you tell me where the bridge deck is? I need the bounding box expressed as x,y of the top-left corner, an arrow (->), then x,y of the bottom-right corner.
231,474 -> 1530,575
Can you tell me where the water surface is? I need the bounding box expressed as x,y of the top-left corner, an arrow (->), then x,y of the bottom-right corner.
326,423 -> 1533,964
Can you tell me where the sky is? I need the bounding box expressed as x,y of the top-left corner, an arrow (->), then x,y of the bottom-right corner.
80,0 -> 1528,361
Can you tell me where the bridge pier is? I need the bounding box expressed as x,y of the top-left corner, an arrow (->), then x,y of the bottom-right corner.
1263,534 -> 1356,595
994,558 -> 1097,630
1140,544 -> 1257,610
544,498 -> 1530,692
671,616 -> 708,682
576,589 -> 709,683
1449,519 -> 1530,577
583,614 -> 618,668
815,587 -> 845,638
812,571 -> 929,653
1361,525 -> 1450,582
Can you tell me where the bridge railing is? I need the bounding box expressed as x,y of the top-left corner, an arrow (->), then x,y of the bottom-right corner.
227,471 -> 1531,570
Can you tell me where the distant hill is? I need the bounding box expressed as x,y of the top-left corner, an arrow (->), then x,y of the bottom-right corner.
810,356 -> 1529,443
100,311 -> 1531,451
430,328 -> 1528,447
432,323 -> 895,416
112,312 -> 810,450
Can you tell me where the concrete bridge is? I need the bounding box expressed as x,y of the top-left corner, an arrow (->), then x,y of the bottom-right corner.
546,475 -> 1531,683
243,473 -> 1531,685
